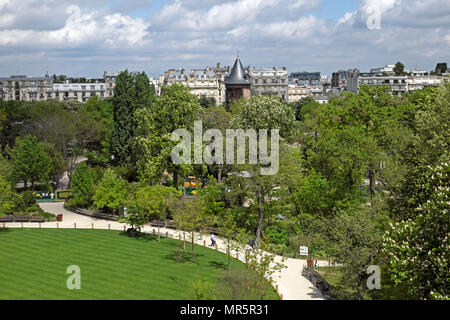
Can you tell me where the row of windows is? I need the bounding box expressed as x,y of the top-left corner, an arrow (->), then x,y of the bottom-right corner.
253,78 -> 287,84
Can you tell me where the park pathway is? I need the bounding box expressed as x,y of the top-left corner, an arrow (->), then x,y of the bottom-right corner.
7,202 -> 328,300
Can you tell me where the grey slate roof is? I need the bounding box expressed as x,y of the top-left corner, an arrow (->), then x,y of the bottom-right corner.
225,58 -> 250,85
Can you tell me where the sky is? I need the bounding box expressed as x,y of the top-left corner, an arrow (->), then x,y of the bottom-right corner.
0,0 -> 449,78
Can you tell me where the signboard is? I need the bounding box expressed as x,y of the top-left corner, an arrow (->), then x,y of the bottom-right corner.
299,246 -> 309,256
56,190 -> 74,201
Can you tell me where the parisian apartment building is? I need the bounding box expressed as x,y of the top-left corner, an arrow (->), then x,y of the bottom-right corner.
161,67 -> 227,105
1,62 -> 448,104
346,67 -> 449,95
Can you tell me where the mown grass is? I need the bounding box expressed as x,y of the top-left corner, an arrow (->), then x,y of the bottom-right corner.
0,228 -> 279,300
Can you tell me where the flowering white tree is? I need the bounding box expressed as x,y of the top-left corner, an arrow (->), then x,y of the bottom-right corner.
383,161 -> 449,299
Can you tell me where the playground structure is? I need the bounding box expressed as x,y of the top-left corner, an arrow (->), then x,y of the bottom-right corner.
34,190 -> 74,203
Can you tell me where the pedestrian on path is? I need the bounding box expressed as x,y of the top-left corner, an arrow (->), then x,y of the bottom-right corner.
210,233 -> 216,247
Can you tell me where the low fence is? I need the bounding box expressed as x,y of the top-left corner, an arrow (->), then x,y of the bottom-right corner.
302,267 -> 334,300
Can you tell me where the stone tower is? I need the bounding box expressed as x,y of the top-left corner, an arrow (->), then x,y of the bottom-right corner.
225,57 -> 251,107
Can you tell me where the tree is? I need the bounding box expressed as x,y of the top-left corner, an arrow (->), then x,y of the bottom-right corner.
23,107 -> 101,187
39,142 -> 65,181
243,238 -> 286,300
289,97 -> 320,122
81,96 -> 114,166
199,96 -> 216,108
93,168 -> 129,215
0,105 -> 6,131
218,209 -> 241,272
71,162 -> 96,207
394,61 -> 405,76
383,161 -> 449,299
135,83 -> 201,187
111,71 -> 155,170
171,198 -> 207,262
231,96 -> 296,240
434,62 -> 448,75
201,106 -> 232,183
0,174 -> 14,216
12,135 -> 53,189
129,185 -> 180,241
111,71 -> 137,167
0,154 -> 13,186
324,202 -> 388,299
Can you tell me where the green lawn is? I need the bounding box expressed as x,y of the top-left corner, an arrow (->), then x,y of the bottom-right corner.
0,228 -> 279,300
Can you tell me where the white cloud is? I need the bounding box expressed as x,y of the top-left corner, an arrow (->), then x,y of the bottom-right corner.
0,0 -> 448,78
259,15 -> 327,40
338,11 -> 356,25
0,4 -> 149,47
154,0 -> 279,31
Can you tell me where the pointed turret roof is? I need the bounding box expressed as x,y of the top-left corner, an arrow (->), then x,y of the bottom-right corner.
225,57 -> 250,85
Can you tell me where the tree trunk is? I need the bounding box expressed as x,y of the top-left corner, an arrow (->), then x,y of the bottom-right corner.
368,165 -> 375,204
158,222 -> 160,243
255,187 -> 264,241
173,167 -> 179,189
218,165 -> 223,184
191,231 -> 195,263
227,238 -> 231,272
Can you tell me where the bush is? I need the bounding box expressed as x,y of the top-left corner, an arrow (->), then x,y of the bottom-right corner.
21,191 -> 37,206
12,194 -> 26,213
26,205 -> 43,213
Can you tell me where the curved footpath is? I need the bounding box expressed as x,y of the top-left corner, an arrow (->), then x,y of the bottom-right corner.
4,202 -> 330,300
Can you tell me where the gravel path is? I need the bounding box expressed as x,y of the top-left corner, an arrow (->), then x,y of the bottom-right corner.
5,202 -> 327,300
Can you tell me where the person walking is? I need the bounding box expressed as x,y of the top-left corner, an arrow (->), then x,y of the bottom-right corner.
248,238 -> 256,251
210,233 -> 216,247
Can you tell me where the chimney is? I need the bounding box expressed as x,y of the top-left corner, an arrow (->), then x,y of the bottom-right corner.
217,63 -> 221,69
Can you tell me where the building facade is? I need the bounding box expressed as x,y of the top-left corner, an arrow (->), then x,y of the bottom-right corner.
289,71 -> 321,82
0,75 -> 53,102
52,83 -> 107,103
163,68 -> 225,105
248,67 -> 289,101
347,69 -> 447,95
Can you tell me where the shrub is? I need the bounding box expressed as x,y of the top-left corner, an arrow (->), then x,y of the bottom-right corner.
12,194 -> 26,213
21,191 -> 37,206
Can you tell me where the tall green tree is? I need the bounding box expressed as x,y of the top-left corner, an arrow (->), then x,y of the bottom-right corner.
12,135 -> 53,189
383,161 -> 449,300
135,83 -> 201,187
111,71 -> 155,170
230,96 -> 296,240
394,61 -> 405,76
71,162 -> 96,207
111,71 -> 137,167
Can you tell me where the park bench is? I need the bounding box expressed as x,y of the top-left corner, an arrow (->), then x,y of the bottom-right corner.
166,220 -> 177,229
151,220 -> 165,228
0,216 -> 14,223
75,208 -> 118,221
31,216 -> 45,223
14,216 -> 30,223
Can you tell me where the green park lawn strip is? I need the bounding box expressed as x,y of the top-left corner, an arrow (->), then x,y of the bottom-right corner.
0,228 -> 279,300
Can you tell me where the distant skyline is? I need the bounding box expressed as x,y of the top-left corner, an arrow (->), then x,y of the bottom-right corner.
0,0 -> 449,78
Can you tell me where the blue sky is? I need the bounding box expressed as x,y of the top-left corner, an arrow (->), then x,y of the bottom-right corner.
0,0 -> 449,78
